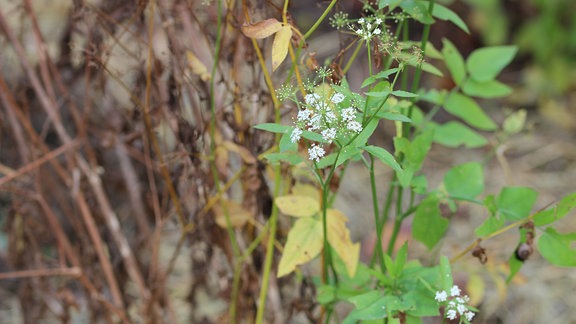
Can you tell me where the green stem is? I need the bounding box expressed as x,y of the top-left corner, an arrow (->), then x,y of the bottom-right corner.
369,156 -> 386,271
303,0 -> 339,40
342,39 -> 364,75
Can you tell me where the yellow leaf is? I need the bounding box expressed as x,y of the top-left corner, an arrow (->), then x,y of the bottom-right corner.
466,273 -> 485,306
214,200 -> 252,228
277,217 -> 323,277
291,183 -> 319,201
240,18 -> 282,39
275,195 -> 319,217
272,25 -> 292,71
186,51 -> 211,81
326,209 -> 360,277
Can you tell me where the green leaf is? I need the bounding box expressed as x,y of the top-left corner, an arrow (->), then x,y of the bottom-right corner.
466,46 -> 518,82
351,118 -> 379,147
317,285 -> 336,305
375,111 -> 413,123
379,0 -> 403,10
444,92 -> 497,131
279,131 -> 297,152
496,187 -> 538,221
432,3 -> 470,34
301,130 -> 326,143
462,78 -> 512,98
262,152 -> 303,165
420,62 -> 444,77
475,214 -> 505,237
401,0 -> 435,24
507,253 -> 524,283
362,68 -> 399,88
443,162 -> 484,200
439,255 -> 453,292
364,145 -> 404,175
392,90 -> 419,98
394,130 -> 434,187
254,123 -> 291,133
412,196 -> 449,249
533,193 -> 576,226
433,121 -> 488,148
343,291 -> 387,324
442,39 -> 466,85
538,228 -> 576,267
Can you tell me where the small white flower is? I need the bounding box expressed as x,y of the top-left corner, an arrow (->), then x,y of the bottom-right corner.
325,111 -> 337,123
450,285 -> 461,297
331,92 -> 345,104
375,17 -> 382,24
358,18 -> 365,24
435,290 -> 447,302
290,128 -> 302,143
307,114 -> 322,131
304,93 -> 321,107
356,29 -> 364,36
297,109 -> 313,122
373,28 -> 381,35
308,145 -> 326,162
321,128 -> 337,143
366,23 -> 372,30
465,311 -> 475,321
457,303 -> 467,315
341,107 -> 356,121
446,309 -> 457,320
347,121 -> 362,133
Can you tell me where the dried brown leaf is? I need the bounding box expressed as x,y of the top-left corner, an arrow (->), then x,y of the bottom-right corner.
241,18 -> 282,39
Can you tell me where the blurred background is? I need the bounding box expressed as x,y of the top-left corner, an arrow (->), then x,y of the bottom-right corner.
1,0 -> 575,323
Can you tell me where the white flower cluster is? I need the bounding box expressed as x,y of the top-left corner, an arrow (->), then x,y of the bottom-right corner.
351,16 -> 383,41
290,91 -> 362,162
435,285 -> 476,322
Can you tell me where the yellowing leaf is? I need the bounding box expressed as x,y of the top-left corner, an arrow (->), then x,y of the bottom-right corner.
214,200 -> 252,228
272,25 -> 292,71
241,18 -> 282,39
278,217 -> 323,277
466,273 -> 485,306
275,195 -> 319,217
186,51 -> 211,81
326,209 -> 360,277
291,183 -> 319,201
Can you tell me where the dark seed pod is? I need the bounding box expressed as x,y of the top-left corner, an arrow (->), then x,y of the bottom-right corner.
515,243 -> 534,262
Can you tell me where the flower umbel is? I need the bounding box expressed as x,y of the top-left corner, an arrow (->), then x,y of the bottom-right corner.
435,285 -> 476,323
291,85 -> 362,162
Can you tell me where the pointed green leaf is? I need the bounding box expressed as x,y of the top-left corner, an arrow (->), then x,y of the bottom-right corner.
254,123 -> 292,133
496,187 -> 538,221
538,228 -> 576,267
364,145 -> 404,175
412,196 -> 449,249
467,46 -> 517,82
534,193 -> 576,226
361,68 -> 399,88
475,214 -> 505,237
462,78 -> 512,98
443,162 -> 484,200
433,121 -> 488,148
444,92 -> 497,131
442,39 -> 466,85
433,4 -> 470,34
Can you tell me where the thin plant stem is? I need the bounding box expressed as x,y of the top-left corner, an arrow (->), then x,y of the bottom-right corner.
303,0 -> 339,40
